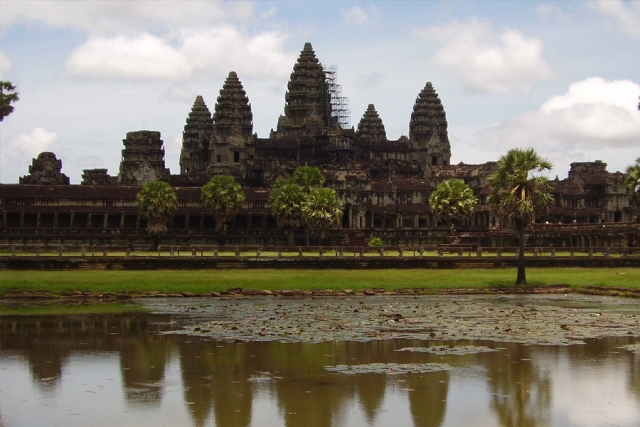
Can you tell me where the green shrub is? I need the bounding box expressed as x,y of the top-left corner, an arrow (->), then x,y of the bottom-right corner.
368,236 -> 384,247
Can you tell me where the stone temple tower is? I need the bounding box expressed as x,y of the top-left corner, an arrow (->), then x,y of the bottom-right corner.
209,71 -> 254,176
356,104 -> 387,143
118,131 -> 170,185
180,95 -> 213,175
409,82 -> 451,166
273,42 -> 334,138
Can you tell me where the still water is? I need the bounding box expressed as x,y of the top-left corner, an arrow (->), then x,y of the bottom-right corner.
0,302 -> 639,427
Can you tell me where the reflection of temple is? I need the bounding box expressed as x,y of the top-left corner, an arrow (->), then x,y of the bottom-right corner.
0,42 -> 637,247
2,315 -> 640,427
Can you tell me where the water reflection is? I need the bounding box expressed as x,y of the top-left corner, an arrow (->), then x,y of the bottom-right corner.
0,313 -> 638,427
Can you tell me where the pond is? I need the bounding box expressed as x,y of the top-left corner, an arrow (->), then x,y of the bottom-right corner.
0,295 -> 639,427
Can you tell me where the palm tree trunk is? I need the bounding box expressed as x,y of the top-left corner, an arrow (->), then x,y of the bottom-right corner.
516,227 -> 526,285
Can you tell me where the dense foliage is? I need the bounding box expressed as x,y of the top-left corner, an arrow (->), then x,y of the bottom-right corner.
136,180 -> 178,235
201,175 -> 245,231
0,81 -> 19,122
269,166 -> 341,243
625,157 -> 640,213
429,178 -> 477,229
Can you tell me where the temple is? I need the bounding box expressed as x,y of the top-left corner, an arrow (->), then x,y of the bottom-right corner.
0,42 -> 637,248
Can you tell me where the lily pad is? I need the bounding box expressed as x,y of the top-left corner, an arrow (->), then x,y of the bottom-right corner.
395,345 -> 500,355
325,362 -> 451,375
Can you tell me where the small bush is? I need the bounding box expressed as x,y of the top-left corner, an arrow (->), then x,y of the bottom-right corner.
368,237 -> 384,247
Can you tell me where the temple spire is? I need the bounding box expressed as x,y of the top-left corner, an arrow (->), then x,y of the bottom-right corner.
180,95 -> 213,174
356,104 -> 387,142
275,42 -> 333,137
213,71 -> 253,142
409,82 -> 451,165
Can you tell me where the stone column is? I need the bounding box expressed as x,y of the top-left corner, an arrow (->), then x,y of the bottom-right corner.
69,212 -> 75,228
120,213 -> 125,228
20,213 -> 25,227
185,214 -> 189,229
103,214 -> 108,229
36,213 -> 41,228
87,214 -> 92,228
53,213 -> 58,229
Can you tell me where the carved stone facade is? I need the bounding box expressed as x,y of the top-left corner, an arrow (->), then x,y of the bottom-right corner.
118,131 -> 170,186
19,152 -> 70,185
1,42 -> 637,246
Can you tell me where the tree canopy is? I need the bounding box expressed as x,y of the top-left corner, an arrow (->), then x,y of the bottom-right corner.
268,182 -> 306,229
429,178 -> 477,229
625,157 -> 640,213
0,81 -> 19,122
269,166 -> 341,243
300,186 -> 343,236
489,148 -> 554,285
201,175 -> 245,231
136,180 -> 178,235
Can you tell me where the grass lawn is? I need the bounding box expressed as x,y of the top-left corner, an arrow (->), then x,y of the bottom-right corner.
1,268 -> 638,295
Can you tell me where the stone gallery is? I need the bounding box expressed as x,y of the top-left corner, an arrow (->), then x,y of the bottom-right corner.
0,43 -> 636,248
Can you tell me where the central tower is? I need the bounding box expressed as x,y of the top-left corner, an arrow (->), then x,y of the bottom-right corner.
273,42 -> 334,138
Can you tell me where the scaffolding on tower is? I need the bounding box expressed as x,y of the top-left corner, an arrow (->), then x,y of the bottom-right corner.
324,65 -> 351,130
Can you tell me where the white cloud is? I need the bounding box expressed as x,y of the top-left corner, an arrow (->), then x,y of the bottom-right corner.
1,127 -> 60,174
341,5 -> 378,26
417,18 -> 554,95
593,0 -> 640,38
161,84 -> 196,103
65,27 -> 293,81
536,4 -> 570,21
66,34 -> 191,80
0,0 -> 254,34
0,52 -> 12,78
465,77 -> 640,175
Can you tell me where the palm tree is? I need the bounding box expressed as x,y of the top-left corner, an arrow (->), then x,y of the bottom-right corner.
136,180 -> 178,239
429,178 -> 478,232
201,175 -> 245,232
625,157 -> 640,221
489,148 -> 554,285
0,81 -> 19,122
268,182 -> 305,244
301,187 -> 343,240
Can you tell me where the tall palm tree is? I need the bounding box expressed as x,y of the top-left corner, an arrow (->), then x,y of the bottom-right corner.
201,175 -> 245,232
0,81 -> 19,122
489,148 -> 554,285
625,157 -> 640,221
301,187 -> 343,240
136,180 -> 178,236
429,178 -> 478,231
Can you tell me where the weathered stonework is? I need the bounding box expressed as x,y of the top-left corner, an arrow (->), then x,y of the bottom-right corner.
118,131 -> 170,186
19,152 -> 70,185
1,42 -> 637,249
180,95 -> 213,175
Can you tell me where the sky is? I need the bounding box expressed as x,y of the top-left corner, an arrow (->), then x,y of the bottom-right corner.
0,0 -> 639,184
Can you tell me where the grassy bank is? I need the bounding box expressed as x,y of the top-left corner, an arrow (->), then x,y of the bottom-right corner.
1,268 -> 638,295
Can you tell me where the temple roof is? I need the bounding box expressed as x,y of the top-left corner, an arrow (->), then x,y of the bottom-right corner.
213,71 -> 253,139
281,42 -> 332,131
356,104 -> 387,142
409,82 -> 448,140
184,95 -> 213,134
